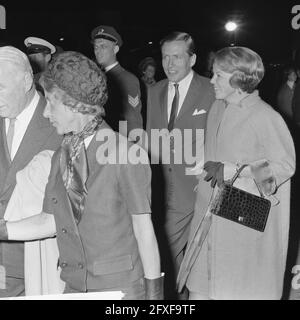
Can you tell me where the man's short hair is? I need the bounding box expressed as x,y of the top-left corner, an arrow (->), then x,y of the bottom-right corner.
0,45 -> 33,76
160,31 -> 196,56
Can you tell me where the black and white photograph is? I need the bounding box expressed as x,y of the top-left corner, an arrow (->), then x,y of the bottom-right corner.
0,0 -> 299,305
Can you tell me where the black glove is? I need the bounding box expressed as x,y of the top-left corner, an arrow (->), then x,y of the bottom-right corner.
0,219 -> 8,240
203,161 -> 224,188
145,274 -> 164,300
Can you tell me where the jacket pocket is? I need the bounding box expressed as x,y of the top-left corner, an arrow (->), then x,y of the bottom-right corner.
93,254 -> 133,275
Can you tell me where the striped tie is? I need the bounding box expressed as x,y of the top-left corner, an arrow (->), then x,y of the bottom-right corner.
168,83 -> 179,131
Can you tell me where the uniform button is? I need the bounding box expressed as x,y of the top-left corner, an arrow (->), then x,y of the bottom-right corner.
168,168 -> 172,172
52,197 -> 58,204
62,228 -> 67,234
78,263 -> 84,269
61,262 -> 68,268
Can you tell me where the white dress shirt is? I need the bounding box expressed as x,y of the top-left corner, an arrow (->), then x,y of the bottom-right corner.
5,91 -> 39,160
167,70 -> 194,121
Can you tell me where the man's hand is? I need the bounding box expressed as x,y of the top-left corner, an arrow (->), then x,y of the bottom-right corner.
203,161 -> 224,188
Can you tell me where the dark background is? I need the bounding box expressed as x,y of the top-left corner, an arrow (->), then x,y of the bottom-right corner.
0,1 -> 297,66
0,0 -> 300,299
1,0 -> 299,103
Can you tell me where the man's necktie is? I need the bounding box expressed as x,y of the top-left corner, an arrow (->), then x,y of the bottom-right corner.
6,118 -> 16,158
168,83 -> 179,131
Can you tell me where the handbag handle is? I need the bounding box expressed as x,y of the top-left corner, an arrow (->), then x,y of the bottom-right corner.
229,164 -> 265,198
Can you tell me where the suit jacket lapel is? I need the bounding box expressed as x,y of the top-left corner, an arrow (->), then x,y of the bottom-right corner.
3,96 -> 55,191
160,81 -> 169,128
11,96 -> 51,166
0,118 -> 11,165
0,118 -> 11,194
86,135 -> 100,188
176,73 -> 199,122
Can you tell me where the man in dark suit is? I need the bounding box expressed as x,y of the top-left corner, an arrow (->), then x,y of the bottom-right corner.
0,46 -> 61,297
146,31 -> 215,299
91,25 -> 143,141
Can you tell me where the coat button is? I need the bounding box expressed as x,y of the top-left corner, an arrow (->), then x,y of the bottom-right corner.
78,263 -> 84,269
168,168 -> 172,172
61,262 -> 68,268
62,228 -> 67,234
52,197 -> 58,204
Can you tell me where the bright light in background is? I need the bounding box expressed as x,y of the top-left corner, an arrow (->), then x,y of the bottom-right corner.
225,21 -> 238,32
148,41 -> 153,45
59,37 -> 64,41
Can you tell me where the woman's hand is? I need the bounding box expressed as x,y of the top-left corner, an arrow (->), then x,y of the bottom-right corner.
203,161 -> 224,188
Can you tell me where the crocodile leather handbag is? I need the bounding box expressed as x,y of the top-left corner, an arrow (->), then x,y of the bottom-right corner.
210,164 -> 271,232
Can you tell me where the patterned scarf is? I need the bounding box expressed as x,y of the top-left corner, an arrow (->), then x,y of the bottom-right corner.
61,115 -> 103,224
61,115 -> 102,188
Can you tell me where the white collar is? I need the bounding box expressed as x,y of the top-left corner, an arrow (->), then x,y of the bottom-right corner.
16,90 -> 39,122
169,70 -> 194,88
105,61 -> 119,72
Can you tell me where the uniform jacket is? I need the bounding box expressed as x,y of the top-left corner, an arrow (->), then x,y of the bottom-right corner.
0,93 -> 62,288
178,91 -> 295,299
105,63 -> 143,135
43,122 -> 151,292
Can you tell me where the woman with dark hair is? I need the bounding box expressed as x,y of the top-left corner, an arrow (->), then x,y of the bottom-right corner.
139,57 -> 157,88
203,50 -> 216,79
277,66 -> 297,121
0,51 -> 163,299
138,57 -> 157,126
177,46 -> 295,300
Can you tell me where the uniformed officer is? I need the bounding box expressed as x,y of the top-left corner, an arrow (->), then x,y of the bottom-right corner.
24,37 -> 56,94
91,25 -> 143,140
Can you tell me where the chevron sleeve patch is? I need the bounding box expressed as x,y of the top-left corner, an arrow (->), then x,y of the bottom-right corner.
128,94 -> 140,108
